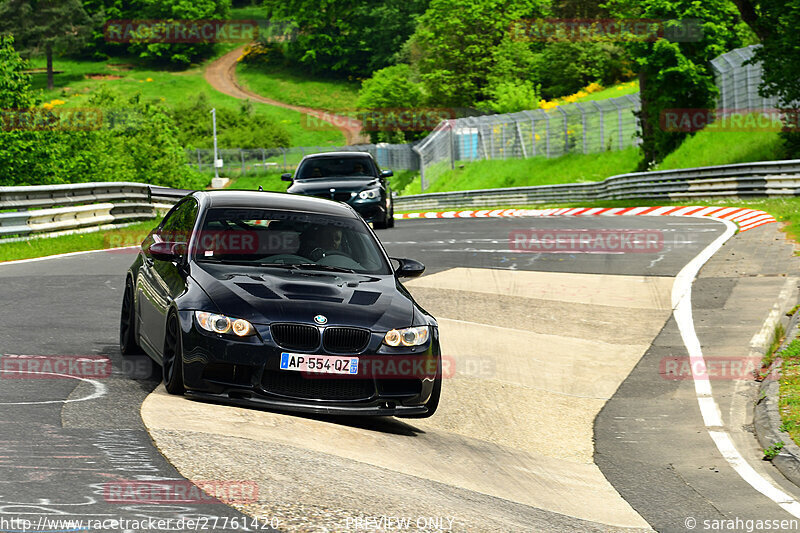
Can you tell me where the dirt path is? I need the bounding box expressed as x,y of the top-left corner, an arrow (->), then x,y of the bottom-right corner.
204,46 -> 369,145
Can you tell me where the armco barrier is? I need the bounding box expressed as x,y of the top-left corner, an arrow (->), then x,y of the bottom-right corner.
0,182 -> 157,238
393,159 -> 800,211
1,159 -> 798,239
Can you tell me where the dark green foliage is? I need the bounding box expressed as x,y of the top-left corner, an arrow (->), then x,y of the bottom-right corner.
0,38 -> 205,188
534,42 -> 631,99
408,0 -> 549,107
356,64 -> 426,143
168,93 -> 291,149
738,0 -> 800,158
605,0 -> 745,168
80,0 -> 231,66
0,0 -> 94,88
261,0 -> 429,76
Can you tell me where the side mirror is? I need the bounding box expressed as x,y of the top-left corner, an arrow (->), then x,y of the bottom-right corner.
281,173 -> 293,182
392,257 -> 425,279
380,170 -> 393,178
149,241 -> 184,262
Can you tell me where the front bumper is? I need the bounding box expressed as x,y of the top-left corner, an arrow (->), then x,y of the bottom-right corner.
177,312 -> 439,416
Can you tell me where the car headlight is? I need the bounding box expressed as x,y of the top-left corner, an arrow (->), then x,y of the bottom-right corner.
384,326 -> 429,346
358,188 -> 380,200
195,311 -> 255,337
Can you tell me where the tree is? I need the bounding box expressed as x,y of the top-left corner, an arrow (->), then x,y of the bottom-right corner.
732,0 -> 800,156
262,0 -> 428,76
0,34 -> 36,108
0,0 -> 93,89
604,0 -> 744,168
407,0 -> 549,107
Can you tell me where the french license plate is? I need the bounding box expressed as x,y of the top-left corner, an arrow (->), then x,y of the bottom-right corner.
279,353 -> 358,375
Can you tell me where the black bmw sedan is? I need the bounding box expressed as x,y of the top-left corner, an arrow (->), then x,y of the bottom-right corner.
120,190 -> 441,417
282,152 -> 395,229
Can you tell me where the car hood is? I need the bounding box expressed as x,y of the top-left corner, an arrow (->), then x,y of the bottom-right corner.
287,177 -> 379,195
190,262 -> 414,330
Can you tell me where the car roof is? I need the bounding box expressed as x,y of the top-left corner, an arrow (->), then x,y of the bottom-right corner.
300,152 -> 372,160
192,190 -> 358,218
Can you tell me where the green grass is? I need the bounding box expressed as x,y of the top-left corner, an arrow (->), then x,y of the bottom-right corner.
575,81 -> 639,103
229,5 -> 271,20
236,62 -> 361,112
226,172 -> 289,192
0,218 -> 161,262
27,56 -> 345,147
779,338 -> 800,447
416,147 -> 640,194
656,128 -> 786,170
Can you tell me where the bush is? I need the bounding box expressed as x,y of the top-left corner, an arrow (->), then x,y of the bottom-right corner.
0,38 -> 206,189
168,93 -> 291,149
81,0 -> 231,66
356,64 -> 428,143
534,42 -> 633,100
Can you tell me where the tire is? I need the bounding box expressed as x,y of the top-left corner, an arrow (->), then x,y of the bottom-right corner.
119,280 -> 143,356
387,202 -> 395,228
373,216 -> 388,230
163,312 -> 185,395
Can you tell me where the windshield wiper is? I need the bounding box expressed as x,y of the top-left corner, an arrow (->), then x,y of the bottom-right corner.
290,263 -> 357,273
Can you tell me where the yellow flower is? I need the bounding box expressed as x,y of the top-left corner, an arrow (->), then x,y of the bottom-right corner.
584,82 -> 603,93
563,94 -> 578,103
145,77 -> 153,82
575,91 -> 588,98
42,103 -> 54,110
535,134 -> 541,141
49,99 -> 66,106
159,97 -> 166,101
616,86 -> 625,90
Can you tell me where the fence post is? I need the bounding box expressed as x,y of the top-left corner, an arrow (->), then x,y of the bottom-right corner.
282,148 -> 287,170
545,112 -> 551,158
557,107 -> 569,154
449,120 -> 455,170
196,149 -> 202,171
576,103 -> 588,154
592,101 -> 604,152
240,150 -> 246,176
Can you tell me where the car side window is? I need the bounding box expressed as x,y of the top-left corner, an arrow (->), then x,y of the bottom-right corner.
159,199 -> 199,244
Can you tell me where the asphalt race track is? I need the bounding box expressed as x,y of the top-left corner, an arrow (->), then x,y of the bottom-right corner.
1,215 -> 799,533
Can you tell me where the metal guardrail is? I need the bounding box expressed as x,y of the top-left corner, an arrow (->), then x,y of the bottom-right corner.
393,159 -> 800,211
0,182 -> 158,238
2,159 -> 799,239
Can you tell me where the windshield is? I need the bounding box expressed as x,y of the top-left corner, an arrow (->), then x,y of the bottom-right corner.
193,208 -> 392,275
296,157 -> 375,179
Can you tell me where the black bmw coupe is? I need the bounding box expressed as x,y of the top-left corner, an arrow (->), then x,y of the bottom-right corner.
120,190 -> 441,417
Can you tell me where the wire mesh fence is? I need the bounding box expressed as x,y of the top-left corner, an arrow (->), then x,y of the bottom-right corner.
710,45 -> 779,111
186,143 -> 420,177
186,46 -> 778,192
413,94 -> 642,191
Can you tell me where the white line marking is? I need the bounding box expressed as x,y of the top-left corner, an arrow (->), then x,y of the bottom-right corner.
0,369 -> 107,405
0,246 -> 137,266
673,217 -> 800,517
